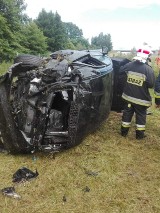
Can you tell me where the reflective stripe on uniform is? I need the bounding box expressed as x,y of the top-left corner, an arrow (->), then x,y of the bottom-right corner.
136,124 -> 145,131
128,71 -> 146,79
154,91 -> 160,98
122,93 -> 151,106
121,121 -> 131,128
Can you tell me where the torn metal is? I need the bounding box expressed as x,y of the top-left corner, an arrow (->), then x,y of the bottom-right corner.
0,49 -> 115,154
12,167 -> 39,183
0,50 -> 129,154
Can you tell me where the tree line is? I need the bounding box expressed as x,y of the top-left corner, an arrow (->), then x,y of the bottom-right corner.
0,0 -> 113,62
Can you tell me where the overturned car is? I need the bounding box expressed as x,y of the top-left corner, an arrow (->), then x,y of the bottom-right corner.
0,49 -> 115,154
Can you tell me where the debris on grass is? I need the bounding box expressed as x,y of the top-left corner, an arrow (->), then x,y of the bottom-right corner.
85,170 -> 99,177
12,167 -> 39,183
1,187 -> 21,199
62,195 -> 67,202
82,186 -> 90,192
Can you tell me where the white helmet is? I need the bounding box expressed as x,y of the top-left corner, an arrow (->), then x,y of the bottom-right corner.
133,45 -> 152,63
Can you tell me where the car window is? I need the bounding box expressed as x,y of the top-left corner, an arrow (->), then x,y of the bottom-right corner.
91,55 -> 111,66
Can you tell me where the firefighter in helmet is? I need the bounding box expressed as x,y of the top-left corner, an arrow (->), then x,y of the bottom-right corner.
120,45 -> 155,139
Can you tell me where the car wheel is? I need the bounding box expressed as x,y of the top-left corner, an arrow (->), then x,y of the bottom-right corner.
14,54 -> 44,71
67,101 -> 80,148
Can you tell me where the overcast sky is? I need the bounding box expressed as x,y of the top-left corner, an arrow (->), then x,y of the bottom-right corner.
24,0 -> 160,50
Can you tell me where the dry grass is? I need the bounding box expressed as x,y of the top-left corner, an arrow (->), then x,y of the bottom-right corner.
0,108 -> 160,213
0,60 -> 160,213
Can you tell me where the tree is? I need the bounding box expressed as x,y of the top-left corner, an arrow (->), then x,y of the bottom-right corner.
0,0 -> 28,31
64,39 -> 76,49
64,22 -> 83,39
0,14 -> 26,61
63,22 -> 90,50
35,10 -> 67,52
52,12 -> 67,51
20,22 -> 48,55
91,32 -> 113,51
0,0 -> 31,61
71,37 -> 90,50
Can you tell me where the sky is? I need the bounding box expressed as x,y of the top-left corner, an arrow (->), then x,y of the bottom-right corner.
24,0 -> 160,50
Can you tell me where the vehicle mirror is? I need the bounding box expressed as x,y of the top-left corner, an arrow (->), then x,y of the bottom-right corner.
102,47 -> 108,55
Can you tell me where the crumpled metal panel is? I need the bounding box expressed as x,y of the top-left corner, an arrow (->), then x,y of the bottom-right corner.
0,50 -> 113,154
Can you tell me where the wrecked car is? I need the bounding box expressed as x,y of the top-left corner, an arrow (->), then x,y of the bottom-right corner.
80,49 -> 131,111
0,49 -> 114,154
85,51 -> 131,111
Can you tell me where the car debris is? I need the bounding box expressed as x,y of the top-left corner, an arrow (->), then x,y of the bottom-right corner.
12,167 -> 39,183
1,167 -> 38,200
1,187 -> 21,199
85,170 -> 99,177
62,195 -> 67,202
82,186 -> 90,192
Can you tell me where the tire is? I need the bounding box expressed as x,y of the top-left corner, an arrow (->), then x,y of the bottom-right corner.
0,83 -> 33,154
14,54 -> 44,71
67,102 -> 81,148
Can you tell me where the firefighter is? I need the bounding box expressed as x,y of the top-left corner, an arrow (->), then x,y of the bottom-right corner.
120,46 -> 155,139
155,50 -> 160,68
154,50 -> 160,107
154,71 -> 160,107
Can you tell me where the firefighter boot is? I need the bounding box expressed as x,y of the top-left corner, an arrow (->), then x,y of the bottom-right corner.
121,126 -> 129,137
136,130 -> 146,140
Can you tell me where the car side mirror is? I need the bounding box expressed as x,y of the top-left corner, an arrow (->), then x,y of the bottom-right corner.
102,47 -> 108,55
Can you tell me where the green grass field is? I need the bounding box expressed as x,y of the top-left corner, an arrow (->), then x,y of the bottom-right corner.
0,59 -> 160,213
0,108 -> 160,213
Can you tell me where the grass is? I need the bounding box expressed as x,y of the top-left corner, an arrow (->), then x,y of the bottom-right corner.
0,108 -> 160,213
0,61 -> 13,75
0,60 -> 160,213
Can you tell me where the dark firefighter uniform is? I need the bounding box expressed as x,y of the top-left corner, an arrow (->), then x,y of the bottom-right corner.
120,60 -> 155,139
154,72 -> 160,105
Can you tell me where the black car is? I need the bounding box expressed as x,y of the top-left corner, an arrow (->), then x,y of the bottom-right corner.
85,50 -> 131,111
0,49 -> 114,154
